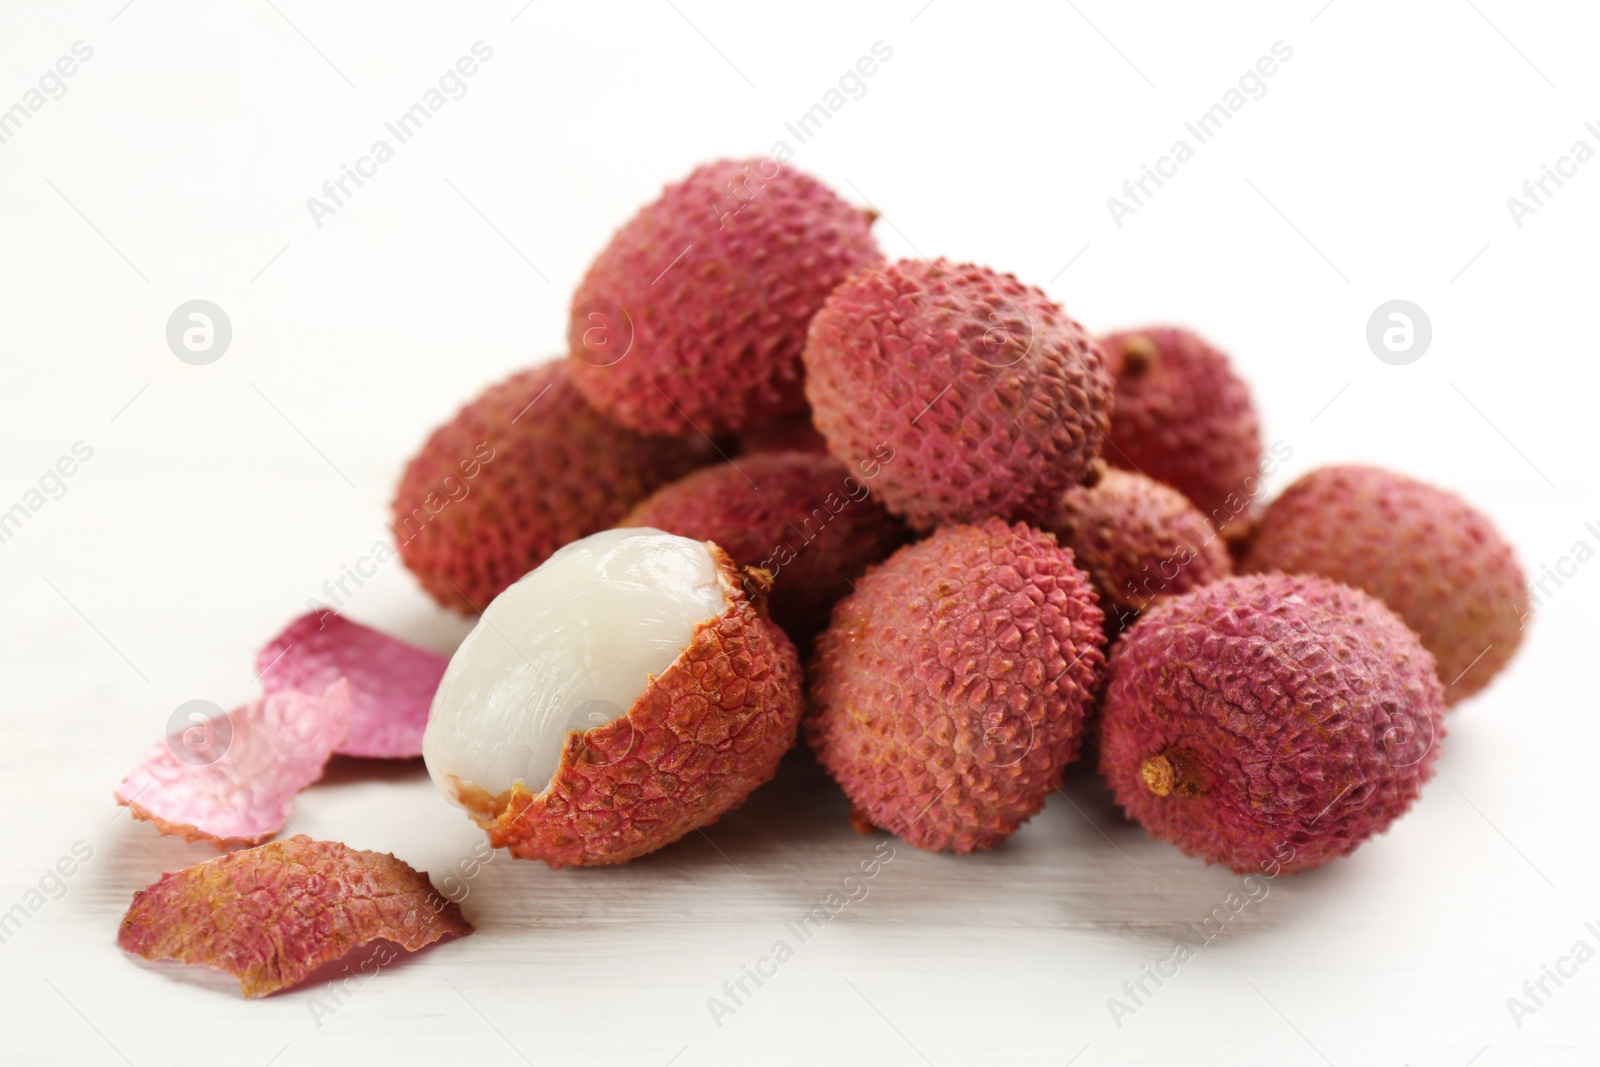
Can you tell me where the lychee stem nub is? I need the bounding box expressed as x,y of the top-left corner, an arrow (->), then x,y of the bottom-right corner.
1120,334 -> 1159,378
1141,754 -> 1175,797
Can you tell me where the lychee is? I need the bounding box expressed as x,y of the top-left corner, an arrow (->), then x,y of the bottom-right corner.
1240,465 -> 1528,703
619,452 -> 907,643
1098,574 -> 1446,875
1044,468 -> 1232,632
803,259 -> 1113,530
568,158 -> 881,435
393,361 -> 713,613
805,519 -> 1106,852
1099,327 -> 1264,525
422,528 -> 803,867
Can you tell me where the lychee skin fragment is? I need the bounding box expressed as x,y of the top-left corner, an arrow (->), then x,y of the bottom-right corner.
1099,327 -> 1264,525
568,158 -> 881,435
620,452 -> 907,643
393,361 -> 712,613
806,519 -> 1107,853
1098,574 -> 1446,875
803,259 -> 1114,531
1240,465 -> 1528,704
1044,468 -> 1232,627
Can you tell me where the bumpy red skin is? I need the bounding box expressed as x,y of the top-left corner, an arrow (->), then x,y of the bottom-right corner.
804,260 -> 1113,531
393,361 -> 712,613
1100,328 -> 1264,526
1099,574 -> 1446,875
806,520 -> 1106,853
117,836 -> 471,998
1046,469 -> 1232,628
1241,465 -> 1528,704
621,452 -> 907,642
459,568 -> 804,868
569,159 -> 881,435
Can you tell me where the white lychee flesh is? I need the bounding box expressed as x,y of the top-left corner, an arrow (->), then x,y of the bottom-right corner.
422,527 -> 730,808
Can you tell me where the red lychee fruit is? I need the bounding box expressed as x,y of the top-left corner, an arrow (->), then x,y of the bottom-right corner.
803,259 -> 1114,531
1099,573 -> 1446,875
1099,327 -> 1264,525
1044,468 -> 1232,634
1240,464 -> 1529,703
568,158 -> 881,435
806,519 -> 1107,852
620,452 -> 907,643
393,361 -> 713,613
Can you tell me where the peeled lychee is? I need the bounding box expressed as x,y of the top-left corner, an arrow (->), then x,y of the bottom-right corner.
1240,465 -> 1528,703
1099,327 -> 1264,525
422,528 -> 803,867
1099,574 -> 1445,875
804,259 -> 1114,530
1044,468 -> 1232,631
806,519 -> 1106,852
619,452 -> 907,643
393,361 -> 713,613
568,158 -> 881,435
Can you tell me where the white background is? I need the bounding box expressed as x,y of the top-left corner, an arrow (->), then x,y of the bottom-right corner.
1,1 -> 1596,1063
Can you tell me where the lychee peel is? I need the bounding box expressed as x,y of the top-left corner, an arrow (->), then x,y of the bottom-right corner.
803,259 -> 1113,530
423,529 -> 803,868
1045,468 -> 1232,624
393,361 -> 712,613
1100,327 -> 1264,525
569,158 -> 881,434
620,451 -> 907,642
806,519 -> 1106,853
1098,574 -> 1446,875
1241,464 -> 1528,703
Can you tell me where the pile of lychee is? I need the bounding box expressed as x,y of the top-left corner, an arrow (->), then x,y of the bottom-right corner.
406,158 -> 1528,877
